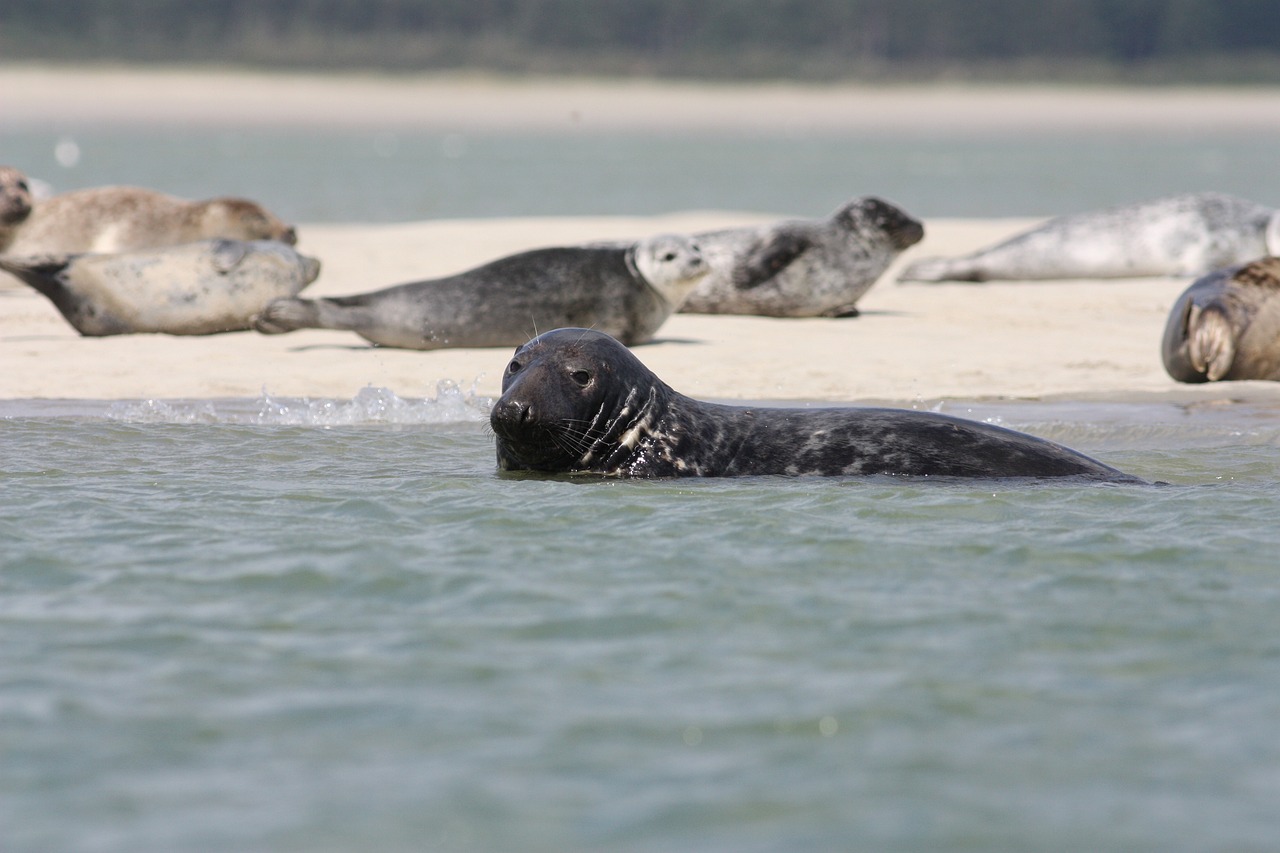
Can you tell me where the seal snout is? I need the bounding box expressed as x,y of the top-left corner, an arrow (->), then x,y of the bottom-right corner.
491,397 -> 533,430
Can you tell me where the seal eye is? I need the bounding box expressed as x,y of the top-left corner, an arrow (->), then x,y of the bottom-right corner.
661,251 -> 677,262
507,359 -> 522,375
570,369 -> 591,387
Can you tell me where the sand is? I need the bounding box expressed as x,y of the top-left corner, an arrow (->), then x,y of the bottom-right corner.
3,66 -> 1280,406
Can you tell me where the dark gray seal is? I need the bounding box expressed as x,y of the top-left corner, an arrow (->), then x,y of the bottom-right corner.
900,192 -> 1280,282
252,234 -> 707,349
680,196 -> 924,317
1162,256 -> 1280,383
0,239 -> 321,336
490,328 -> 1140,481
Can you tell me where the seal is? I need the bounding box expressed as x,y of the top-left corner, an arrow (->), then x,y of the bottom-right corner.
490,328 -> 1140,481
680,196 -> 924,317
0,166 -> 35,250
252,234 -> 707,349
0,239 -> 321,336
899,192 -> 1280,282
1162,256 -> 1280,383
3,185 -> 297,256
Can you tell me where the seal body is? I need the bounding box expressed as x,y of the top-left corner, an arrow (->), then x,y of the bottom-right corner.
900,192 -> 1280,282
4,185 -> 297,256
490,328 -> 1139,481
252,234 -> 707,349
680,196 -> 924,317
0,239 -> 321,336
0,166 -> 35,249
1162,257 -> 1280,383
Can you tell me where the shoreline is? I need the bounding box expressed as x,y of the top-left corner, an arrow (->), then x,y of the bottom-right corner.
5,65 -> 1280,134
5,214 -> 1280,408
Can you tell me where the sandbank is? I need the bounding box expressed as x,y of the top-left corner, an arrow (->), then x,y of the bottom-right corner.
3,213 -> 1279,407
3,66 -> 1280,407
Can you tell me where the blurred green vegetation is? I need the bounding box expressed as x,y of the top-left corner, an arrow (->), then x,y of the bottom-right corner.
2,0 -> 1278,82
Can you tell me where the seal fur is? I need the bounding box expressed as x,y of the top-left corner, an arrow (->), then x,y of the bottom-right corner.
0,166 -> 35,249
0,239 -> 321,336
900,192 -> 1280,282
1162,256 -> 1280,383
4,185 -> 297,256
681,196 -> 924,317
252,234 -> 707,349
490,328 -> 1140,481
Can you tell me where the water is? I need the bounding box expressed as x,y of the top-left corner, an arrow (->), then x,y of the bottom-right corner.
4,391 -> 1280,852
3,125 -> 1277,221
4,119 -> 1280,849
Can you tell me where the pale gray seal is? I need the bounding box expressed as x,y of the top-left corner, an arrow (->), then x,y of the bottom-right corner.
252,234 -> 707,349
900,192 -> 1280,282
1162,256 -> 1280,383
0,239 -> 321,336
490,328 -> 1141,481
680,196 -> 924,317
3,185 -> 297,256
0,165 -> 35,250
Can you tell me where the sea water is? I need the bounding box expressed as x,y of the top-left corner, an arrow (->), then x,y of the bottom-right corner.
2,125 -> 1278,221
3,390 -> 1280,852
4,123 -> 1280,849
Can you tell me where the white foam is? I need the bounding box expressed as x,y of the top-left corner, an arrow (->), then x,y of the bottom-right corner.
102,380 -> 493,426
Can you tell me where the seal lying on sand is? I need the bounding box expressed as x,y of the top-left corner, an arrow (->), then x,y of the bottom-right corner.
490,328 -> 1140,481
0,239 -> 321,336
1162,256 -> 1280,383
680,196 -> 924,317
3,185 -> 297,256
899,192 -> 1280,283
252,234 -> 707,349
0,166 -> 35,249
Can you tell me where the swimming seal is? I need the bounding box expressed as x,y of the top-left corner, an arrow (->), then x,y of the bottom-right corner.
252,234 -> 707,349
900,192 -> 1280,282
4,185 -> 297,256
1162,256 -> 1280,383
680,196 -> 924,317
0,239 -> 321,336
0,166 -> 35,248
490,328 -> 1139,481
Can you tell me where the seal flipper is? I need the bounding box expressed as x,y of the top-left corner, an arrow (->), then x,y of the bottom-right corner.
898,256 -> 985,283
0,254 -> 76,299
252,297 -> 325,334
1187,304 -> 1237,381
731,232 -> 812,290
210,239 -> 251,274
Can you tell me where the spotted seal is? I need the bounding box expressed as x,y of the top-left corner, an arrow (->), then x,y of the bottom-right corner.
900,192 -> 1280,283
0,165 -> 35,249
3,185 -> 297,256
490,328 -> 1140,481
679,196 -> 924,317
1162,256 -> 1280,383
252,234 -> 707,349
0,239 -> 321,336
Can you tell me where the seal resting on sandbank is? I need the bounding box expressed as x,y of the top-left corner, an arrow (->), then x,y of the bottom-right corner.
0,239 -> 321,336
1162,256 -> 1280,383
899,192 -> 1280,283
252,234 -> 707,349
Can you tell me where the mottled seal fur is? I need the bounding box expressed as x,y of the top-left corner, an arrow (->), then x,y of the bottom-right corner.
1162,256 -> 1280,383
3,185 -> 297,256
0,166 -> 35,248
900,192 -> 1280,282
252,234 -> 707,349
490,328 -> 1139,481
680,196 -> 924,317
0,239 -> 321,336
